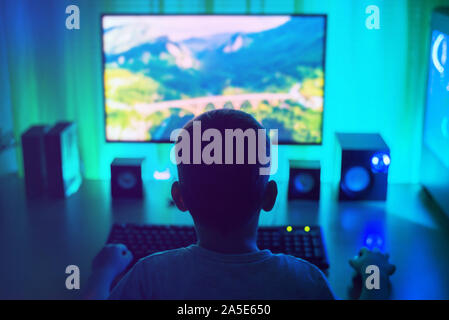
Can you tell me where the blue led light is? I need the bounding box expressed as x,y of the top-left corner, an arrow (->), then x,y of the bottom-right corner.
364,233 -> 385,250
362,218 -> 386,251
370,152 -> 390,173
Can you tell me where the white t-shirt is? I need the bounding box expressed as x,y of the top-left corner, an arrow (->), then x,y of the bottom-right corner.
109,244 -> 335,300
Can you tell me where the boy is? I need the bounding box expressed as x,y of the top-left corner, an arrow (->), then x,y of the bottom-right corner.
85,110 -> 395,300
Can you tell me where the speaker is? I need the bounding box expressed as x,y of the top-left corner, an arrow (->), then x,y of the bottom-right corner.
44,122 -> 82,198
288,160 -> 321,201
21,125 -> 50,197
111,158 -> 145,198
337,133 -> 390,201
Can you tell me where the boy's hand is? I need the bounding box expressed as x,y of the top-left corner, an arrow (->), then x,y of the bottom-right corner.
84,244 -> 133,299
92,244 -> 133,281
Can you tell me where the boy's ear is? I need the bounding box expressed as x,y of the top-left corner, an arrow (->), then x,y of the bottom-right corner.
261,180 -> 277,212
171,181 -> 188,212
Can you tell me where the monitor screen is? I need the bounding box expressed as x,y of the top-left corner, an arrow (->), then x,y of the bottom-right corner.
102,15 -> 326,144
423,29 -> 449,169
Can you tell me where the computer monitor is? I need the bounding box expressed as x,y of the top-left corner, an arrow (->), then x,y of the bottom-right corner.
421,7 -> 449,216
101,14 -> 326,144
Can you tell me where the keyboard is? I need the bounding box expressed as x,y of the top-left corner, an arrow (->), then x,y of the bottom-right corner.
107,224 -> 329,271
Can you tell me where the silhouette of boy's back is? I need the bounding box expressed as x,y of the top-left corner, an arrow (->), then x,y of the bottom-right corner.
109,110 -> 334,300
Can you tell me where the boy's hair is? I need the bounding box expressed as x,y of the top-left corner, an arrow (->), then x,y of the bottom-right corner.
175,109 -> 271,233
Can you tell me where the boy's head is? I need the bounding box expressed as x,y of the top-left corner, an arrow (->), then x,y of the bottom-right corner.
171,109 -> 277,234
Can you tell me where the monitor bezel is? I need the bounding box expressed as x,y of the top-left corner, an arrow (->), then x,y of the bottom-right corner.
101,13 -> 328,145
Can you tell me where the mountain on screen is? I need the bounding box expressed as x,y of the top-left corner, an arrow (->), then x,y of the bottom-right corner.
103,16 -> 325,143
104,17 -> 324,99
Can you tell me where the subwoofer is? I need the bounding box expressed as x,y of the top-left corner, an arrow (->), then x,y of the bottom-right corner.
337,133 -> 390,201
21,125 -> 50,197
44,122 -> 82,198
288,160 -> 321,201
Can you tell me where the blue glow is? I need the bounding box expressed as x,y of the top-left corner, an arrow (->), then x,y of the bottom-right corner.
293,173 -> 315,193
361,219 -> 386,251
343,166 -> 370,192
364,234 -> 384,249
432,33 -> 446,74
370,152 -> 390,173
383,154 -> 391,166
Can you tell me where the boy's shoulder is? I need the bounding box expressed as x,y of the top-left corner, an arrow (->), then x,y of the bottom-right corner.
138,246 -> 191,265
136,246 -> 326,283
119,247 -> 334,300
138,247 -> 322,270
271,253 -> 328,279
270,253 -> 333,299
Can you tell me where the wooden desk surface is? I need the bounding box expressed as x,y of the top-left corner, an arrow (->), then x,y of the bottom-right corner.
1,174 -> 448,299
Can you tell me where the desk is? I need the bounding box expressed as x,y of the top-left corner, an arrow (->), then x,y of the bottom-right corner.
1,174 -> 448,299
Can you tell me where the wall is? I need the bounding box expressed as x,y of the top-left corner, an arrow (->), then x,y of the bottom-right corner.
0,13 -> 17,176
1,0 -> 446,182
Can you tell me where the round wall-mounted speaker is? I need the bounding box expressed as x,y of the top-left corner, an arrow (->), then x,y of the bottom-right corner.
117,171 -> 138,190
341,166 -> 372,197
294,173 -> 316,194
